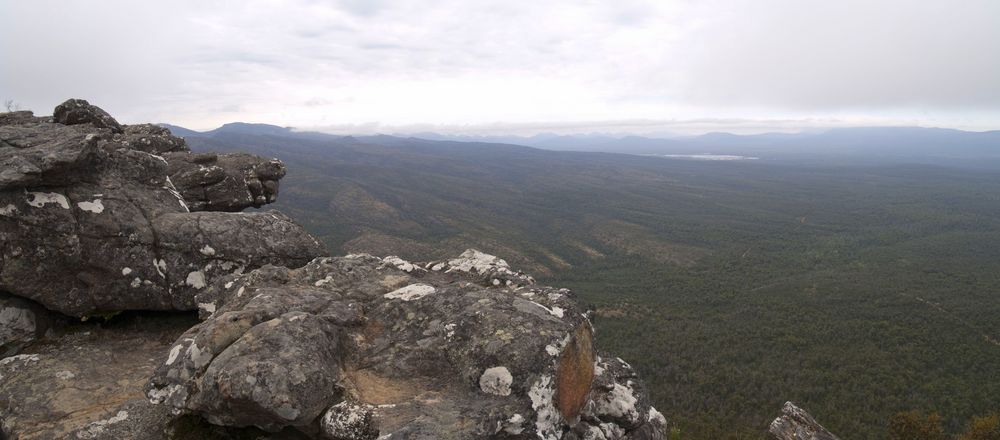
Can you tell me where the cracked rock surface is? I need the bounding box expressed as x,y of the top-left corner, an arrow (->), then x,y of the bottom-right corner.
0,100 -> 325,317
148,252 -> 666,439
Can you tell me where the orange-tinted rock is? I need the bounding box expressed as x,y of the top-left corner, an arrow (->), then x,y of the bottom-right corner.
556,322 -> 595,421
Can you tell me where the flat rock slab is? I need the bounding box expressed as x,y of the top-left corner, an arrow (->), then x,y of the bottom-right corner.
0,312 -> 196,439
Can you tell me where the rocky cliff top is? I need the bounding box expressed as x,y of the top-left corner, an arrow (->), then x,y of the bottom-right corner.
0,100 -> 670,439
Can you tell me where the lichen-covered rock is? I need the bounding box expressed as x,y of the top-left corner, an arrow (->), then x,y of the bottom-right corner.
0,100 -> 326,317
163,151 -> 286,211
148,251 -> 664,439
769,402 -> 840,440
425,248 -> 536,287
120,124 -> 189,155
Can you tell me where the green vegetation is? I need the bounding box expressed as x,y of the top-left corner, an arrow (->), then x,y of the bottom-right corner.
189,132 -> 1000,439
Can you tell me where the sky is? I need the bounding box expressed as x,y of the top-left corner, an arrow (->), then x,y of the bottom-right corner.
1,0 -> 999,135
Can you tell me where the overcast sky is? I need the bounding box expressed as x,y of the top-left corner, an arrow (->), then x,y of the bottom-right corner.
2,0 -> 999,135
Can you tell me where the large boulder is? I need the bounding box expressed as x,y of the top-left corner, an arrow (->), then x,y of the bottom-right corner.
53,98 -> 124,134
148,251 -> 666,439
0,100 -> 326,316
163,151 -> 287,212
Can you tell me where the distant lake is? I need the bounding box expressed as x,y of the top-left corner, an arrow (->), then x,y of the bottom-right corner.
645,154 -> 759,161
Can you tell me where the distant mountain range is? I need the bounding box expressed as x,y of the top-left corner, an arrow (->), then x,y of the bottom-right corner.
161,122 -> 1000,168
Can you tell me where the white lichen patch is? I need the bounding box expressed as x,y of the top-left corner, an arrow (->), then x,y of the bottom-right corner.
154,259 -> 167,278
186,271 -> 206,289
592,383 -> 640,424
479,366 -> 513,396
130,277 -> 142,288
0,204 -> 18,216
446,249 -> 513,274
529,375 -> 562,440
121,267 -> 132,276
314,275 -> 333,287
504,413 -> 526,435
545,333 -> 572,357
444,323 -> 457,339
224,281 -> 234,289
546,344 -> 561,356
26,192 -> 69,209
55,370 -> 76,380
186,342 -> 212,369
384,283 -> 436,301
383,255 -> 417,273
165,344 -> 183,365
147,384 -> 183,405
532,301 -> 565,318
198,302 -> 216,315
0,353 -> 41,380
344,253 -> 375,260
648,406 -> 667,426
199,245 -> 216,256
593,357 -> 606,376
76,410 -> 128,439
76,199 -> 104,213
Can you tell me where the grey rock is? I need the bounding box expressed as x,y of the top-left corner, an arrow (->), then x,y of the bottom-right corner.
149,251 -> 664,439
163,151 -> 286,211
768,402 -> 840,440
0,101 -> 326,317
0,311 -> 306,440
0,312 -> 195,439
0,111 -> 99,190
53,99 -> 124,134
119,124 -> 190,155
0,291 -> 58,357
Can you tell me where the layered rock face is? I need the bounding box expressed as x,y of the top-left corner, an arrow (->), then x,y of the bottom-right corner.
0,99 -> 324,317
0,101 -> 666,439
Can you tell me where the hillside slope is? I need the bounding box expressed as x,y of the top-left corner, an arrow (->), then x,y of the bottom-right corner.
175,125 -> 1000,440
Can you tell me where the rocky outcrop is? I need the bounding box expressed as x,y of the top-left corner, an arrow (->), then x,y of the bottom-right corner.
163,151 -> 286,212
769,402 -> 840,440
0,101 -> 665,440
53,99 -> 123,134
0,100 -> 325,316
148,252 -> 665,439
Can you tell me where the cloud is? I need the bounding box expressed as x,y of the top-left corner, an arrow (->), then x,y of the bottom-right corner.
1,0 -> 998,133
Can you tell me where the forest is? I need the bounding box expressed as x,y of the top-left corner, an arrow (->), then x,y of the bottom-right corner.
186,129 -> 1000,439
